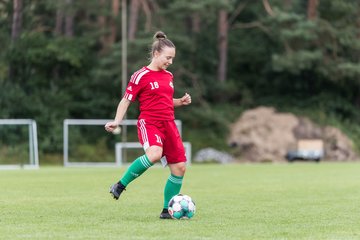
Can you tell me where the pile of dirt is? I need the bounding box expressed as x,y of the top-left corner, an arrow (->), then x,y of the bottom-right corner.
228,107 -> 358,162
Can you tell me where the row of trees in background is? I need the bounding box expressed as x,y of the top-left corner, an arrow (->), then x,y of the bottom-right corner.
1,0 -> 360,159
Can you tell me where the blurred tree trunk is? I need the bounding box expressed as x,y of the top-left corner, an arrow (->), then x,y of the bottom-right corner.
98,0 -> 107,48
192,13 -> 200,33
128,0 -> 140,41
55,6 -> 64,35
53,1 -> 64,80
98,0 -> 119,51
307,0 -> 319,20
217,1 -> 248,83
140,0 -> 152,32
356,9 -> 360,107
263,0 -> 275,16
284,0 -> 292,9
11,0 -> 22,42
9,0 -> 23,80
65,0 -> 74,37
217,9 -> 228,83
109,0 -> 119,44
128,0 -> 153,41
357,8 -> 360,39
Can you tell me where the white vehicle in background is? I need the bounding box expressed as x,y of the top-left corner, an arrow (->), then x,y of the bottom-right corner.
286,139 -> 324,162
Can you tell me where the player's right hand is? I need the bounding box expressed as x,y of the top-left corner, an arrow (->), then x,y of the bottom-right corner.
104,121 -> 118,132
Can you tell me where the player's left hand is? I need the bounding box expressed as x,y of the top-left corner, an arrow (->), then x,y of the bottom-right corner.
181,93 -> 192,106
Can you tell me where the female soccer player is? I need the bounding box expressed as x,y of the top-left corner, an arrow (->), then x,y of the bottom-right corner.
105,31 -> 191,219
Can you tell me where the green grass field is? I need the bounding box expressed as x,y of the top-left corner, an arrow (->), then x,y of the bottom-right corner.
1,163 -> 360,240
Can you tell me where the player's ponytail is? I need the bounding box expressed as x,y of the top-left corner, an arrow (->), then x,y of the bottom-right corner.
150,31 -> 175,58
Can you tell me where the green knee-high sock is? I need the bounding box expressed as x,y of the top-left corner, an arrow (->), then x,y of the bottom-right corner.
163,174 -> 183,209
119,154 -> 153,187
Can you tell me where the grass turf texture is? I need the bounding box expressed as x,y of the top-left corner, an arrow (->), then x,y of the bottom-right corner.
1,163 -> 360,240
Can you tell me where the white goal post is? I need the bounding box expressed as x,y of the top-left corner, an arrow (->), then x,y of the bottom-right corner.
0,119 -> 39,169
63,119 -> 187,167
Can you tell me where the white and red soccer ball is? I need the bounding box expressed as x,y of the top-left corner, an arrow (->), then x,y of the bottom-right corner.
168,194 -> 196,219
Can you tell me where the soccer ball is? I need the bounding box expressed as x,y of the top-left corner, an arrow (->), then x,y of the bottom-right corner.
168,194 -> 196,219
112,126 -> 121,135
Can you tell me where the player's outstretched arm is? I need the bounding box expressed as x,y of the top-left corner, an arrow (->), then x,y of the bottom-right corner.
105,98 -> 131,133
173,93 -> 192,107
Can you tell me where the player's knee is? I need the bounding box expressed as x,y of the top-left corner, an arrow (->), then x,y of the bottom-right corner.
145,146 -> 163,163
171,163 -> 186,176
178,165 -> 186,175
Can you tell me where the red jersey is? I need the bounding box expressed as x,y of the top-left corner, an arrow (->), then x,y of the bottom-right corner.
123,67 -> 175,120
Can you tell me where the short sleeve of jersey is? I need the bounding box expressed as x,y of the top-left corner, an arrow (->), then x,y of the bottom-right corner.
123,67 -> 150,102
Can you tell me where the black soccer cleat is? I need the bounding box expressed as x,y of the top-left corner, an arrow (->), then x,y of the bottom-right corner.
159,208 -> 172,219
109,182 -> 126,200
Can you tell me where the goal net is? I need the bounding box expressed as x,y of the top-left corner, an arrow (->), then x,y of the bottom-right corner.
0,119 -> 39,169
